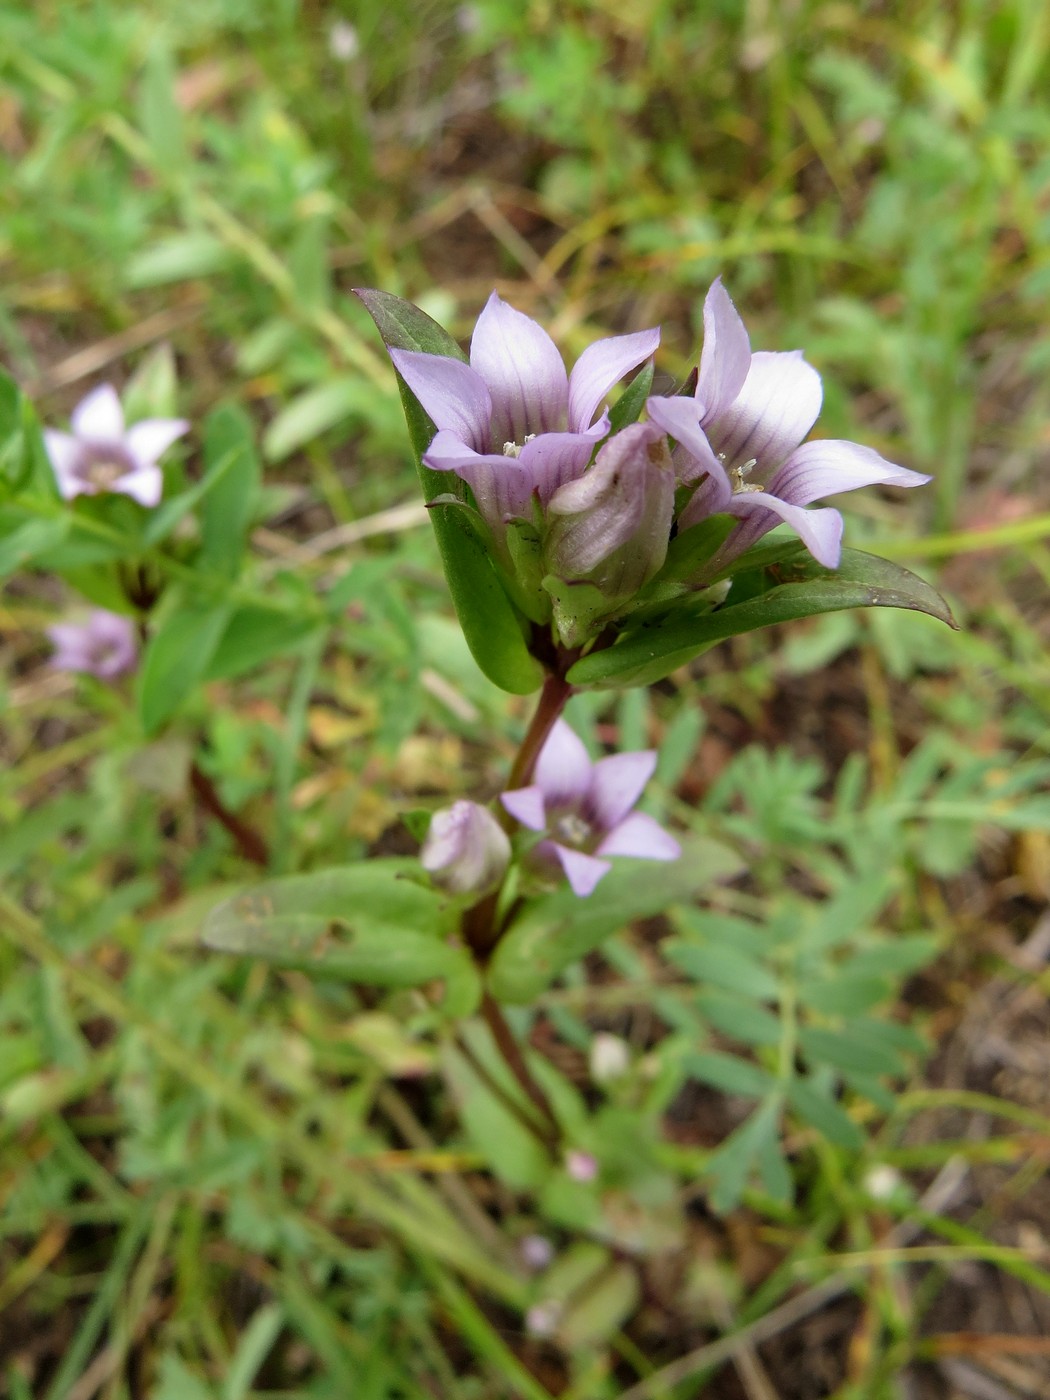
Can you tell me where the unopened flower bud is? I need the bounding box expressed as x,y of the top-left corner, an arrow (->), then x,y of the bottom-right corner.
420,800 -> 510,896
589,1032 -> 630,1083
544,422 -> 674,600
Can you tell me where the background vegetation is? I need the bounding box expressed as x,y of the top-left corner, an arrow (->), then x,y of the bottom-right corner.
2,0 -> 1049,1395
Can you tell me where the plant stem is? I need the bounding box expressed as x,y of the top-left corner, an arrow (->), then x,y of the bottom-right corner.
503,669 -> 574,797
479,992 -> 560,1150
189,762 -> 269,867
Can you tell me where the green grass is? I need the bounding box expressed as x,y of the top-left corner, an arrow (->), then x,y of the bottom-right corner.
3,0 -> 1050,1395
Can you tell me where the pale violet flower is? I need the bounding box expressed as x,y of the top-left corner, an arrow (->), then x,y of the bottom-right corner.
543,421 -> 675,614
420,800 -> 511,896
390,293 -> 659,538
646,279 -> 930,570
519,1235 -> 555,1271
44,383 -> 188,507
47,609 -> 138,679
565,1149 -> 598,1182
501,720 -> 680,897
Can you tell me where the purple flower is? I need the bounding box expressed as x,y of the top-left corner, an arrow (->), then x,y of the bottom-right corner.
646,279 -> 930,570
47,609 -> 139,679
420,800 -> 511,896
501,719 -> 680,897
544,421 -> 675,604
44,383 -> 188,507
389,293 -> 659,538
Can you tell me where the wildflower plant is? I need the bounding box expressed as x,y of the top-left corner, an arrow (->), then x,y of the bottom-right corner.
193,281 -> 952,1172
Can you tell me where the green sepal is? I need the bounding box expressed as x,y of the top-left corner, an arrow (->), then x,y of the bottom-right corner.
567,546 -> 955,690
356,289 -> 543,696
541,573 -> 616,649
487,838 -> 743,1004
201,860 -> 480,1014
607,360 -> 655,434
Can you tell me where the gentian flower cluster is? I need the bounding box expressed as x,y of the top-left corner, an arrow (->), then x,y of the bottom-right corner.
44,383 -> 188,507
384,281 -> 929,653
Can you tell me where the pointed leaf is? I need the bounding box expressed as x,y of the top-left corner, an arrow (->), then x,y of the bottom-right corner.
487,838 -> 743,1004
198,403 -> 261,575
606,360 -> 654,434
202,862 -> 477,1005
356,290 -> 542,695
568,548 -> 956,689
138,599 -> 232,734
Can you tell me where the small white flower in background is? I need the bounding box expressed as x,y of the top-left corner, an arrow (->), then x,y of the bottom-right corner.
328,20 -> 360,61
420,800 -> 511,896
564,1149 -> 598,1183
525,1300 -> 562,1339
863,1164 -> 904,1202
47,609 -> 138,679
44,383 -> 188,507
519,1234 -> 554,1272
589,1032 -> 630,1084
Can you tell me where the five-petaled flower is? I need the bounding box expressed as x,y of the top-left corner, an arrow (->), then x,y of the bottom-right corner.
389,292 -> 659,543
47,609 -> 139,679
501,719 -> 680,897
646,279 -> 930,571
44,383 -> 188,508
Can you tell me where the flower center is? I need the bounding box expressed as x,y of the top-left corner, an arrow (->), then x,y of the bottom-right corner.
502,434 -> 536,459
83,456 -> 129,490
728,457 -> 763,494
553,812 -> 592,848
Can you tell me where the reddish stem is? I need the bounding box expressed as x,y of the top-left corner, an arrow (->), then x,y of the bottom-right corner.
190,762 -> 269,867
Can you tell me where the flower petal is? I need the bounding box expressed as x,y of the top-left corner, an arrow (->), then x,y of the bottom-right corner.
500,785 -> 547,831
696,278 -> 752,420
43,430 -> 87,498
518,429 -> 600,505
769,439 -> 932,506
713,350 -> 823,475
423,434 -> 536,528
71,383 -> 125,441
126,417 -> 189,467
534,719 -> 594,807
114,465 -> 164,507
587,750 -> 657,830
550,843 -> 611,897
730,491 -> 844,568
390,349 -> 493,451
469,292 -> 568,445
596,811 -> 682,861
645,395 -> 732,496
567,326 -> 660,433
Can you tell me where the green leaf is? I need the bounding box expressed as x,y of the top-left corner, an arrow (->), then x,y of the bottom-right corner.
137,599 -> 233,734
198,404 -> 261,575
353,288 -> 467,363
567,548 -> 957,689
125,232 -> 232,289
664,939 -> 780,1000
0,513 -> 70,577
798,1027 -> 905,1077
122,343 -> 179,422
204,607 -> 324,682
606,360 -> 654,434
262,378 -> 360,462
356,290 -> 543,695
487,838 -> 743,1003
201,862 -> 478,1005
705,1098 -> 782,1214
787,1078 -> 864,1150
803,973 -> 892,1015
442,1040 -> 548,1190
684,1050 -> 777,1098
694,992 -> 782,1047
138,38 -> 185,170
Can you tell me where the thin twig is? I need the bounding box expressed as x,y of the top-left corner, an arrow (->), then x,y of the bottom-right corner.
479,993 -> 560,1150
189,762 -> 269,867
